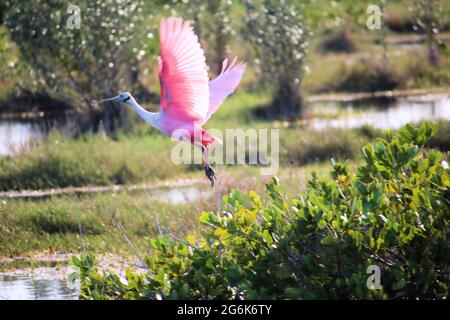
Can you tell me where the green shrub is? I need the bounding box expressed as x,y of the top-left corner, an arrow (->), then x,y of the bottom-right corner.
332,59 -> 403,93
429,121 -> 450,151
244,0 -> 308,117
386,12 -> 415,33
317,28 -> 358,53
74,122 -> 449,300
402,56 -> 450,88
0,154 -> 108,190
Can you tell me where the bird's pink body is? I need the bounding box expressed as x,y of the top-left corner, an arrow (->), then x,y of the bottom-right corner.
93,17 -> 245,185
155,17 -> 246,147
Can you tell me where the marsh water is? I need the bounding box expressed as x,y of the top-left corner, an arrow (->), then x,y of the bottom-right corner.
0,110 -> 87,156
149,185 -> 211,204
0,183 -> 209,300
0,275 -> 79,300
1,94 -> 449,156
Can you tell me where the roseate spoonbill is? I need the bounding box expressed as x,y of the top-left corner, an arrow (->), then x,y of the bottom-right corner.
93,17 -> 245,186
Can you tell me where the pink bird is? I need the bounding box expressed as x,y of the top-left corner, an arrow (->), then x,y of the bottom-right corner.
94,17 -> 246,186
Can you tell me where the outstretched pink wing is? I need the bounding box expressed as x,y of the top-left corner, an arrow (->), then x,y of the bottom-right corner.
158,17 -> 209,123
205,57 -> 246,123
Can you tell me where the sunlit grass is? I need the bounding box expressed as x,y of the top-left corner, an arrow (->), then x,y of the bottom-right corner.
0,162 -> 334,256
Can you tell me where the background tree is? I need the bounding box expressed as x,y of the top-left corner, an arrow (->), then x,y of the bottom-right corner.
202,0 -> 234,75
4,0 -> 157,130
244,0 -> 308,118
410,0 -> 448,66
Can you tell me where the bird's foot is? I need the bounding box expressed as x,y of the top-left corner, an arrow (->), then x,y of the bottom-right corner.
204,163 -> 217,187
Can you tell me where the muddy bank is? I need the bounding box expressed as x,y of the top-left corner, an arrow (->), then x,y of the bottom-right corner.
386,33 -> 450,46
0,252 -> 144,300
0,252 -> 143,281
0,178 -> 204,200
307,87 -> 450,103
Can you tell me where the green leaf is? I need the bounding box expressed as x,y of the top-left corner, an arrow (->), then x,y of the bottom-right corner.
320,235 -> 335,245
198,211 -> 219,226
186,234 -> 196,245
275,269 -> 292,280
285,287 -> 301,299
393,278 -> 406,291
262,230 -> 273,245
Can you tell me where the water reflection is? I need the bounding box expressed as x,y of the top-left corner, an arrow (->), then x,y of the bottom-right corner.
0,111 -> 90,156
146,185 -> 211,204
0,275 -> 79,300
0,121 -> 44,155
309,95 -> 450,130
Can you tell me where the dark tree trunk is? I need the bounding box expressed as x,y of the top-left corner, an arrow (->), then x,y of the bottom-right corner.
101,102 -> 129,134
271,80 -> 304,119
92,67 -> 151,135
423,0 -> 440,66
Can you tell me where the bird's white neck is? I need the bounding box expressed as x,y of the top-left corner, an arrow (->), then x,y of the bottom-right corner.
127,96 -> 159,128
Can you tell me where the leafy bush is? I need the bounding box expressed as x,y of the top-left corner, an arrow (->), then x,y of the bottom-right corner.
332,59 -> 402,93
409,0 -> 449,65
386,12 -> 415,33
317,27 -> 358,53
74,122 -> 449,300
429,120 -> 450,151
401,54 -> 450,88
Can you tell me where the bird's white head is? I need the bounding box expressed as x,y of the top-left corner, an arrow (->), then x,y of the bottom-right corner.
92,91 -> 158,127
91,92 -> 133,105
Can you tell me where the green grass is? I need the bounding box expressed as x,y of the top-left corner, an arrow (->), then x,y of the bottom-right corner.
0,163 -> 332,257
385,0 -> 450,33
0,190 -> 203,257
0,130 -> 188,190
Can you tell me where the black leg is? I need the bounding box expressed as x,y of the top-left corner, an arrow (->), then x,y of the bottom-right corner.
204,163 -> 217,187
202,146 -> 217,187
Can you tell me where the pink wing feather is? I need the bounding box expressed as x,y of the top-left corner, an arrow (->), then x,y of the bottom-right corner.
205,57 -> 246,123
158,17 -> 209,123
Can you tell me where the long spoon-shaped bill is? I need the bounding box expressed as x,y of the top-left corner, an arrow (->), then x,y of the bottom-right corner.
91,95 -> 120,106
